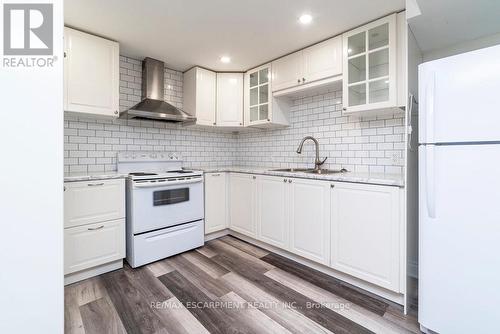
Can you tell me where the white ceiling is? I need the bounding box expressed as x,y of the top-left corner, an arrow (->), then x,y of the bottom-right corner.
64,0 -> 404,72
408,0 -> 500,53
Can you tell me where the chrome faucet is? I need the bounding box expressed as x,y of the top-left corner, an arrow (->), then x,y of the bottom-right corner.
296,136 -> 327,171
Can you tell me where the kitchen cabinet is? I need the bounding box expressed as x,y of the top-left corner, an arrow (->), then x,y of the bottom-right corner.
205,172 -> 228,233
183,67 -> 217,126
229,173 -> 256,237
288,178 -> 331,265
244,63 -> 290,128
64,178 -> 125,283
256,175 -> 289,249
330,182 -> 400,292
342,13 -> 404,114
64,219 -> 125,275
64,179 -> 125,228
63,27 -> 119,117
216,73 -> 244,127
271,36 -> 342,93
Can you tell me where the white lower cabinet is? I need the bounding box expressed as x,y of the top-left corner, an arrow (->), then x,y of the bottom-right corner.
256,176 -> 289,249
229,173 -> 256,237
330,182 -> 400,292
64,178 -> 126,283
204,173 -> 228,233
288,178 -> 331,265
64,219 -> 125,275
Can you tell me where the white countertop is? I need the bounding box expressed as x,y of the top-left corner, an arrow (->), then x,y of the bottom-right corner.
197,166 -> 404,187
64,171 -> 128,182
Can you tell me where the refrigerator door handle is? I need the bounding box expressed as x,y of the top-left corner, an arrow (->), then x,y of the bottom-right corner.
426,72 -> 436,144
426,145 -> 436,218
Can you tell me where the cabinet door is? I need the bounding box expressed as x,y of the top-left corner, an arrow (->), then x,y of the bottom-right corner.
64,27 -> 119,117
289,178 -> 330,265
64,179 -> 125,228
256,176 -> 288,249
245,64 -> 272,126
303,36 -> 342,83
216,73 -> 243,126
205,173 -> 228,233
229,173 -> 256,237
272,51 -> 303,92
196,68 -> 217,126
330,182 -> 400,291
64,219 -> 125,275
342,14 -> 397,114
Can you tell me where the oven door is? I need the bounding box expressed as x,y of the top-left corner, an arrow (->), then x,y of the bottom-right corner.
129,177 -> 204,234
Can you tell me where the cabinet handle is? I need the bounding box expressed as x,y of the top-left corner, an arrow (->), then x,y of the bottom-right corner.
63,186 -> 66,191
88,225 -> 104,231
114,110 -> 118,115
211,173 -> 221,176
288,179 -> 292,183
297,79 -> 301,84
252,176 -> 256,180
64,52 -> 67,58
331,184 -> 335,188
267,118 -> 270,121
213,122 -> 216,125
87,182 -> 104,187
302,78 -> 306,83
342,107 -> 347,111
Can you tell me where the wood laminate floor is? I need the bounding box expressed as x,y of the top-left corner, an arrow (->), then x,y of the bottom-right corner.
65,236 -> 420,334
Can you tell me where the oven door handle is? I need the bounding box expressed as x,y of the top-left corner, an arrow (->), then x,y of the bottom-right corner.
133,178 -> 202,189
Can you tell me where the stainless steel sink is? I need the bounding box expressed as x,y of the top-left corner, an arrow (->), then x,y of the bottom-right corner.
271,168 -> 312,172
270,168 -> 347,174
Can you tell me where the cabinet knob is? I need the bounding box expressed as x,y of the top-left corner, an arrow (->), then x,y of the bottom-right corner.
297,79 -> 301,84
342,107 -> 347,111
64,52 -> 67,58
267,118 -> 270,121
239,122 -> 243,126
114,110 -> 118,115
252,176 -> 256,180
213,122 -> 216,125
331,184 -> 335,188
283,178 -> 287,183
302,78 -> 306,83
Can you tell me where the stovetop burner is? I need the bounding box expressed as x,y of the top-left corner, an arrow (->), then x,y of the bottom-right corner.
129,172 -> 158,176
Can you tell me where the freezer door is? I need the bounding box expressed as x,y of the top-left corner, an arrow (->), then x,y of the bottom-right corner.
419,144 -> 500,333
419,44 -> 500,144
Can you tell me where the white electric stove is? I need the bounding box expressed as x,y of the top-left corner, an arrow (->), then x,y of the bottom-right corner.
117,152 -> 204,268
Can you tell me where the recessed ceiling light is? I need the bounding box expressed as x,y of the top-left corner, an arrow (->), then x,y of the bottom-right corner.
220,56 -> 231,63
299,14 -> 313,25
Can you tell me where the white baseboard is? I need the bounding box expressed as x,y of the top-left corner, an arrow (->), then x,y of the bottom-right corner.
204,229 -> 230,241
64,260 -> 123,285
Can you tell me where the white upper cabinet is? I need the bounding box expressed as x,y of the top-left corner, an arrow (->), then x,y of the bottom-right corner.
330,182 -> 401,292
342,14 -> 403,114
271,51 -> 304,92
303,36 -> 343,83
204,172 -> 228,234
64,27 -> 119,117
244,63 -> 290,128
271,36 -> 342,93
216,73 -> 244,127
183,67 -> 217,126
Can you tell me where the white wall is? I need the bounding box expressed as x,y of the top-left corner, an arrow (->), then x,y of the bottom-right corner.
0,1 -> 64,333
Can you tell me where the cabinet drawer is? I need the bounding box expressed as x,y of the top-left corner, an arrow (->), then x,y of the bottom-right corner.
64,219 -> 125,275
64,179 -> 125,228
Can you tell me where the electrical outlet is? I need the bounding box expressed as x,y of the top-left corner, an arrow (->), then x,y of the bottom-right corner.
391,151 -> 403,165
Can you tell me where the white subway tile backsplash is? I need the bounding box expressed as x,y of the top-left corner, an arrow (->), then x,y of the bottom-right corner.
64,55 -> 405,175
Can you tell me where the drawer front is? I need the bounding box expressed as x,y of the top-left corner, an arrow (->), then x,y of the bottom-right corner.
64,179 -> 125,228
64,219 -> 125,275
127,220 -> 204,268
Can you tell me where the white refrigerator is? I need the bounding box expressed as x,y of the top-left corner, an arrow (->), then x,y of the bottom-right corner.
419,45 -> 500,333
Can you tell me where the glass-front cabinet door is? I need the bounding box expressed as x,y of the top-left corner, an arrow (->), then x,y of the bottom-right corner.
342,14 -> 397,114
245,64 -> 272,125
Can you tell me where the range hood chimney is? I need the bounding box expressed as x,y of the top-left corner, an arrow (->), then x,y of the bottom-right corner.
119,57 -> 196,123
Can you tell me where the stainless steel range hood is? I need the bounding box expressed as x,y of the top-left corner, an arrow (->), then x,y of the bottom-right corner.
120,57 -> 196,123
